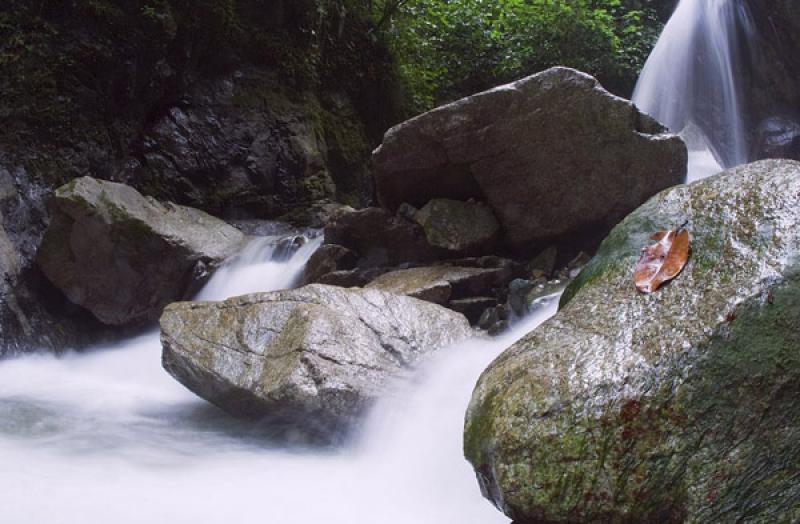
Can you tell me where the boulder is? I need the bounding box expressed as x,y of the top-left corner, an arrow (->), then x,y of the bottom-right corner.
36,177 -> 244,326
465,159 -> 800,522
161,284 -> 472,441
373,67 -> 686,255
366,266 -> 509,306
324,207 -> 444,267
413,199 -> 500,255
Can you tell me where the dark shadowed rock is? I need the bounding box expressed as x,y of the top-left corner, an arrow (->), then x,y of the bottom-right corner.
413,199 -> 500,255
302,244 -> 358,285
465,159 -> 800,523
161,284 -> 472,442
373,67 -> 686,254
324,207 -> 444,267
36,177 -> 244,326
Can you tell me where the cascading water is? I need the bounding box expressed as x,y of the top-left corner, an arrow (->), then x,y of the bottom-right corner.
633,0 -> 755,181
0,230 -> 562,524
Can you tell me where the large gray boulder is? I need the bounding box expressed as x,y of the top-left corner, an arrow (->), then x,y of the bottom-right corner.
373,67 -> 686,255
37,177 -> 244,326
465,159 -> 800,523
161,284 -> 472,441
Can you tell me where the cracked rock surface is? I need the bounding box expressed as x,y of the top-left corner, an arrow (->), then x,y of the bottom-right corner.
161,284 -> 473,442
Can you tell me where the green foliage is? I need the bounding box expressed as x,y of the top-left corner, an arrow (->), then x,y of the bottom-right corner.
387,0 -> 665,113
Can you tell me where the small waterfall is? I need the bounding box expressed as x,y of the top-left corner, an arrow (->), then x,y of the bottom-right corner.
0,227 -> 562,524
633,0 -> 755,181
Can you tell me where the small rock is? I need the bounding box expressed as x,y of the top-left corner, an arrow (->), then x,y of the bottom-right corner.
413,198 -> 500,255
448,297 -> 498,325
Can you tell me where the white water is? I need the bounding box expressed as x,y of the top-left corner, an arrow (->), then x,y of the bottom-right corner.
0,233 -> 561,524
633,0 -> 755,181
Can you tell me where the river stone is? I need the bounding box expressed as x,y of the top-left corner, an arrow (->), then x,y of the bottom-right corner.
465,159 -> 800,523
413,199 -> 500,255
366,266 -> 509,306
160,284 -> 472,441
36,177 -> 244,326
373,66 -> 686,255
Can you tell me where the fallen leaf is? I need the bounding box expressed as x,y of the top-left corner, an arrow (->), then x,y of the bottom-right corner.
634,226 -> 690,293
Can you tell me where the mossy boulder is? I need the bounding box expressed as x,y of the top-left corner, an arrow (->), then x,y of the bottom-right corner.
36,177 -> 244,326
465,159 -> 800,523
160,284 -> 472,442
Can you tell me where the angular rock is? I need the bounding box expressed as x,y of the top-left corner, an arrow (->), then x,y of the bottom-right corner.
465,159 -> 800,523
161,284 -> 472,441
373,67 -> 686,254
324,207 -> 443,267
413,199 -> 500,255
315,268 -> 388,288
37,177 -> 244,326
366,266 -> 509,305
302,244 -> 358,285
448,297 -> 498,325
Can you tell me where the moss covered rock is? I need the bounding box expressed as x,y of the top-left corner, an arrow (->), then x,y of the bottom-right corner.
161,283 -> 472,442
465,159 -> 800,522
36,177 -> 244,326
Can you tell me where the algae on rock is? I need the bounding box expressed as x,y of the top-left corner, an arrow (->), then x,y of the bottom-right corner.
465,159 -> 800,523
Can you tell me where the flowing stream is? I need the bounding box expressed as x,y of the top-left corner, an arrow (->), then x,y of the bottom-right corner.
633,0 -> 755,181
0,233 -> 561,524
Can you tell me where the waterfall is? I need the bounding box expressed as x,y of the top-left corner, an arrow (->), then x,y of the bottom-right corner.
633,0 -> 755,181
0,230 -> 562,524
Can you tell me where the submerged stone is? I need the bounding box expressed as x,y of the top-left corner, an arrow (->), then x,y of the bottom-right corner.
465,159 -> 800,522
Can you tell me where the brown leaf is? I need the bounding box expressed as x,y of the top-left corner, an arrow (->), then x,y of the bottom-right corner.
634,227 -> 690,293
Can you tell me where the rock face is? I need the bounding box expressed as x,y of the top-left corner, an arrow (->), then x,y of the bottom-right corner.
465,159 -> 800,523
37,177 -> 244,326
0,159 -> 104,356
127,71 -> 371,224
161,284 -> 472,441
413,199 -> 500,255
373,67 -> 687,254
746,0 -> 800,162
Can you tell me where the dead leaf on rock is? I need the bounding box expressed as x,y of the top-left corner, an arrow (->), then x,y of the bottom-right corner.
634,225 -> 690,294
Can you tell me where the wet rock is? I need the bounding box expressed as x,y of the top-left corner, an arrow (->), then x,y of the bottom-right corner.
315,268 -> 389,289
324,207 -> 443,267
465,159 -> 800,523
302,244 -> 358,285
36,177 -> 244,326
449,297 -> 498,325
755,116 -> 800,160
0,160 -> 105,356
527,246 -> 558,278
125,70 -> 372,222
366,266 -> 509,305
373,67 -> 686,255
160,284 -> 473,442
413,199 -> 500,255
